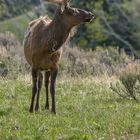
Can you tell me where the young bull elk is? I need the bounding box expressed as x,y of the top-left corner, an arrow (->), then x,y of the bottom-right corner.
24,0 -> 95,114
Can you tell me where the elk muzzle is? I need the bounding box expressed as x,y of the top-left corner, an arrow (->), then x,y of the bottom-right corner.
84,12 -> 95,22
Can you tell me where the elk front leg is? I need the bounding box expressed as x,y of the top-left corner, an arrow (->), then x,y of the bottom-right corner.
29,68 -> 38,113
35,71 -> 43,111
45,71 -> 50,110
50,68 -> 58,114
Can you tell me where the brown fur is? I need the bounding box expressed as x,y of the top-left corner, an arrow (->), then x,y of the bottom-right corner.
24,16 -> 62,70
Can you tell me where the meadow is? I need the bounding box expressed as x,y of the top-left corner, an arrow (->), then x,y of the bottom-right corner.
0,1 -> 140,139
0,75 -> 140,140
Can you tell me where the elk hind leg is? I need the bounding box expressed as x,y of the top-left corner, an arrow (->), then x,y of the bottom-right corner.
45,71 -> 50,110
50,69 -> 58,114
35,71 -> 43,111
29,68 -> 38,113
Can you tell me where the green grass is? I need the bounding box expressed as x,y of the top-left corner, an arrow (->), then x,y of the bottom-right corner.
0,77 -> 140,140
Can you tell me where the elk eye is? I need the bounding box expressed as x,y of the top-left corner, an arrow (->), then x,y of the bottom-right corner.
73,12 -> 77,16
60,5 -> 65,13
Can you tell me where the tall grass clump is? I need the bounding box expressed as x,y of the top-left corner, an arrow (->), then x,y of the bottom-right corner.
60,46 -> 131,77
0,32 -> 139,79
0,32 -> 29,79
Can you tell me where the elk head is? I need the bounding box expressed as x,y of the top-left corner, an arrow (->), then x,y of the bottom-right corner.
44,0 -> 95,27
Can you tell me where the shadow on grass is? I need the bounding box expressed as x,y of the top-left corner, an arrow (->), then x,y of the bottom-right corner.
0,107 -> 12,117
60,134 -> 91,140
91,97 -> 132,106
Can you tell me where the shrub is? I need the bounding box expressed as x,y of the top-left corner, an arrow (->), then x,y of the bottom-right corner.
110,63 -> 140,102
0,61 -> 8,77
0,56 -> 24,79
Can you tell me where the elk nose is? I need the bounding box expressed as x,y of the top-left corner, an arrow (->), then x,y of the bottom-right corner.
89,12 -> 94,18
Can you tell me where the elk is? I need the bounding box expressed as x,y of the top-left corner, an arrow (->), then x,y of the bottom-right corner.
24,0 -> 95,114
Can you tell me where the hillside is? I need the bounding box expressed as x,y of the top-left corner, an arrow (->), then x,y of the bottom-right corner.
0,13 -> 36,42
0,0 -> 39,21
0,0 -> 140,52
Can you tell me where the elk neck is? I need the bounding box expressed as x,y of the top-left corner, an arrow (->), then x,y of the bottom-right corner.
48,13 -> 72,51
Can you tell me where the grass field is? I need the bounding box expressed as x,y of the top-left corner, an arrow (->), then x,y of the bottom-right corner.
0,76 -> 140,140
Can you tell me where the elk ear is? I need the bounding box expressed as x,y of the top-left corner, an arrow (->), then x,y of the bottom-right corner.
60,5 -> 65,14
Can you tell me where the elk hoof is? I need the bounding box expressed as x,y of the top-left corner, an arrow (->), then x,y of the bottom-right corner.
45,105 -> 49,110
29,108 -> 34,113
51,110 -> 56,114
35,105 -> 40,112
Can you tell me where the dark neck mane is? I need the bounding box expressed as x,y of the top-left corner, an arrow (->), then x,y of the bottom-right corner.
46,13 -> 72,52
54,18 -> 70,42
